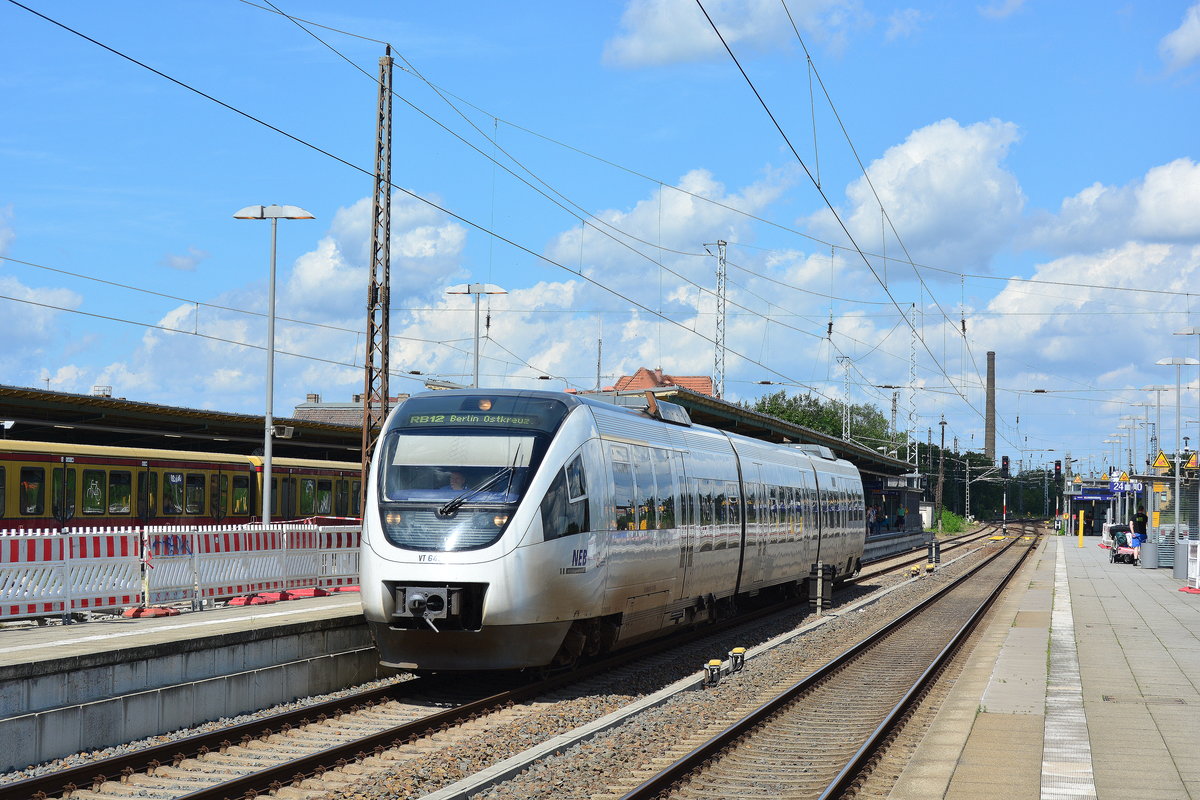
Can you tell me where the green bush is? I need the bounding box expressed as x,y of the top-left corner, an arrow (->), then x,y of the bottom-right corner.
936,509 -> 967,534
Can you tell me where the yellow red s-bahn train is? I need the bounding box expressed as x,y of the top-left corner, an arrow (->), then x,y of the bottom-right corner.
0,439 -> 362,531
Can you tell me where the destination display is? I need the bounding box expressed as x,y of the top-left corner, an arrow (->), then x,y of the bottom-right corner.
406,412 -> 541,427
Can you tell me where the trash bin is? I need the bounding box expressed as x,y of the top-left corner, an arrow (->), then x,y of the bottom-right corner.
1176,538 -> 1190,580
1141,532 -> 1159,569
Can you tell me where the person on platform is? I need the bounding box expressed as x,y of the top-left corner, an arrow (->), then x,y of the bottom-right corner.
1131,504 -> 1149,562
866,505 -> 877,535
895,505 -> 907,531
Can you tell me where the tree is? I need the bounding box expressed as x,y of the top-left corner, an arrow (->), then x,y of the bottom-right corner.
745,390 -> 902,453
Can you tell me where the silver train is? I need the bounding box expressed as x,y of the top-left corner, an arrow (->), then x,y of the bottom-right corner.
361,389 -> 866,671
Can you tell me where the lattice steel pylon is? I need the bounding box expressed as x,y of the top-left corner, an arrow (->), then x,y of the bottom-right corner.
713,240 -> 727,399
361,47 -> 393,502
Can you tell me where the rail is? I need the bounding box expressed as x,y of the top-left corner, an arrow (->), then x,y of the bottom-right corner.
617,525 -> 1038,799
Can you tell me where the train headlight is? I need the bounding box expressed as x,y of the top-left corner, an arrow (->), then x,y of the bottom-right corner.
493,514 -> 509,527
385,511 -> 403,525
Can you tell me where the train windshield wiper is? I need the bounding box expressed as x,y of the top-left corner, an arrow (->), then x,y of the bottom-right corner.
438,466 -> 513,516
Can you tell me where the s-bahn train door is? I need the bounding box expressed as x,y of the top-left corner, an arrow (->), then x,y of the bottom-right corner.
137,463 -> 158,523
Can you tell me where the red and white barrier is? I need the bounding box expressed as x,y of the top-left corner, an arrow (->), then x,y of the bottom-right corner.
0,523 -> 361,621
0,530 -> 142,619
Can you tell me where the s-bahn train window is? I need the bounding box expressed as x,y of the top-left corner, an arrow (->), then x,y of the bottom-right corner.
109,471 -> 131,514
0,466 -> 4,517
185,474 -> 204,515
20,467 -> 45,515
316,479 -> 333,515
82,469 -> 106,514
163,472 -> 185,514
52,467 -> 76,520
299,478 -> 316,515
540,454 -> 590,540
350,480 -> 361,516
232,475 -> 250,515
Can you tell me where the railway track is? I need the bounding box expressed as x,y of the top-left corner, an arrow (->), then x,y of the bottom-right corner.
611,523 -> 1040,800
11,524 -> 1029,800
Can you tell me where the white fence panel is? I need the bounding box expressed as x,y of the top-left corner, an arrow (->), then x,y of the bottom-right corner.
145,528 -> 200,605
0,523 -> 361,620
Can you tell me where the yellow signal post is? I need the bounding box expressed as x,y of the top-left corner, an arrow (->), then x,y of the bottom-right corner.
1078,509 -> 1085,548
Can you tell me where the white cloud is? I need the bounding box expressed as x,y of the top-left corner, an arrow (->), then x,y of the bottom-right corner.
603,0 -> 868,67
973,242 -> 1200,372
159,246 -> 209,272
1026,158 -> 1200,252
978,0 -> 1026,20
886,9 -> 926,41
1161,3 -> 1200,72
807,118 -> 1025,272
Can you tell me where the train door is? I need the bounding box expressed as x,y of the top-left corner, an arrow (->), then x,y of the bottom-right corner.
280,476 -> 297,519
677,451 -> 700,599
747,465 -> 767,589
137,465 -> 158,523
51,460 -> 77,527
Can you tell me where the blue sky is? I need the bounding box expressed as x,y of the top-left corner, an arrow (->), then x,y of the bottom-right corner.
2,0 -> 1200,476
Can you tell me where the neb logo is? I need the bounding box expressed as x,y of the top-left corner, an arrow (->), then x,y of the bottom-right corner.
571,548 -> 588,567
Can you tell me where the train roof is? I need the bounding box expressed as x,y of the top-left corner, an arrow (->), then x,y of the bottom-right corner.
398,388 -> 895,475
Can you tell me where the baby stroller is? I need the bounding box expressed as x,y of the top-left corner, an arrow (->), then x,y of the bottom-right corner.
1110,529 -> 1138,565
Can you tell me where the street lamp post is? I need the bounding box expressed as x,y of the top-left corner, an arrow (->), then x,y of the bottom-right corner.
1143,385 -> 1172,459
1103,437 -> 1119,527
1175,328 -> 1200,538
446,283 -> 507,388
233,204 -> 315,527
1157,357 -> 1200,545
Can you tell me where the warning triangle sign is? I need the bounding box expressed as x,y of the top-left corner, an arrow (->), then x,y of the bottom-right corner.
1119,471 -> 1130,482
1073,475 -> 1082,483
1188,453 -> 1198,470
1153,451 -> 1171,469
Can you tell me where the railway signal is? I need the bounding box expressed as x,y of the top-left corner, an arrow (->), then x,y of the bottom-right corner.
1001,455 -> 1010,478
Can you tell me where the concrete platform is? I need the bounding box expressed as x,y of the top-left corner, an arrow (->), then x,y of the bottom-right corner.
890,532 -> 1200,800
0,593 -> 382,773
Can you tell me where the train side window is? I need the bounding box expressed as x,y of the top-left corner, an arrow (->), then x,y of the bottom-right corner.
231,475 -> 250,515
632,448 -> 656,530
612,461 -> 636,531
52,467 -> 77,520
299,478 -> 316,515
316,479 -> 333,515
351,481 -> 361,516
82,469 -> 106,515
20,467 -> 45,515
0,466 -> 4,517
541,455 -> 590,540
651,449 -> 675,529
163,472 -> 184,514
185,474 -> 204,514
108,471 -> 131,514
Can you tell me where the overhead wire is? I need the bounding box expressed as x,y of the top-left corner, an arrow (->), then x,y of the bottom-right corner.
694,0 -> 1015,445
5,0 -> 847,402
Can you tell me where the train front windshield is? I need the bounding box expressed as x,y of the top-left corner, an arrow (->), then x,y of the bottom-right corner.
375,394 -> 570,551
